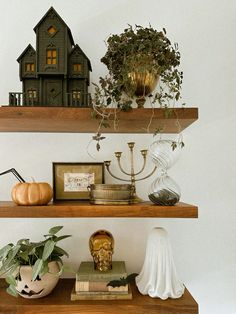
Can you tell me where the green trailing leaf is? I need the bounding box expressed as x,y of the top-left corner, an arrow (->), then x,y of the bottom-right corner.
42,240 -> 55,261
153,127 -> 164,136
107,273 -> 139,287
3,244 -> 21,269
0,244 -> 13,260
49,226 -> 63,235
53,246 -> 69,258
53,235 -> 72,242
6,284 -> 18,297
17,239 -> 30,245
39,262 -> 49,278
6,275 -> 17,286
17,250 -> 29,262
7,263 -> 20,278
32,259 -> 43,281
91,110 -> 98,119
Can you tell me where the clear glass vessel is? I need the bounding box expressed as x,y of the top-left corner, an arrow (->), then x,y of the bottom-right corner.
148,139 -> 182,206
149,139 -> 182,170
148,171 -> 180,206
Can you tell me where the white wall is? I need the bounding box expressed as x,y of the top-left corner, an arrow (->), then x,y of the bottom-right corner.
0,1 -> 236,313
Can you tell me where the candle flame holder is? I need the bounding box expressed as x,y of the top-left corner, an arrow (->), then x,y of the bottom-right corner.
104,142 -> 157,203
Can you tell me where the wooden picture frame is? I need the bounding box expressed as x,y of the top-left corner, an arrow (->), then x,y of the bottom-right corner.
52,162 -> 104,201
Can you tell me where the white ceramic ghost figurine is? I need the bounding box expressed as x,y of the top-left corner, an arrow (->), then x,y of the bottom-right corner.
135,227 -> 185,300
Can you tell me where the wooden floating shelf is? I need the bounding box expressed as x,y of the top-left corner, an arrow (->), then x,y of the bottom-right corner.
0,201 -> 198,218
0,279 -> 198,314
0,106 -> 198,133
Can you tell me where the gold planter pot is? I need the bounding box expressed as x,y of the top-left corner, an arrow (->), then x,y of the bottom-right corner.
128,71 -> 159,108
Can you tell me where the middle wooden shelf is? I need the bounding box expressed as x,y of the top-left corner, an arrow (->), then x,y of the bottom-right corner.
0,201 -> 198,218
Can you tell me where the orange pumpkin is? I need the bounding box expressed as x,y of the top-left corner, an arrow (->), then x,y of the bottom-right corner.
11,182 -> 53,206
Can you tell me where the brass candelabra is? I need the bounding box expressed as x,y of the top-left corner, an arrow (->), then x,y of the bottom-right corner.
104,142 -> 157,203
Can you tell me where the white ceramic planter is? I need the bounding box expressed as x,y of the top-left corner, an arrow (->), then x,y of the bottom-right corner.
15,261 -> 60,299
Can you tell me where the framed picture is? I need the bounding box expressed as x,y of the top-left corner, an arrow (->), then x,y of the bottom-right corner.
52,162 -> 104,201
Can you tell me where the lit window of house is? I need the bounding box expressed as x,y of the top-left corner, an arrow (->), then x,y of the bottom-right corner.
72,91 -> 81,100
46,49 -> 57,65
25,63 -> 35,72
73,63 -> 82,73
28,90 -> 37,99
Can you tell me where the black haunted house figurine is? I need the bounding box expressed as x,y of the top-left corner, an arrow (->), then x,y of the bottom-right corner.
9,7 -> 92,107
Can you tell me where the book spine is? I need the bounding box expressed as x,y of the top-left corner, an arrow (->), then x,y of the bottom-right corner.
76,273 -> 127,282
75,281 -> 128,292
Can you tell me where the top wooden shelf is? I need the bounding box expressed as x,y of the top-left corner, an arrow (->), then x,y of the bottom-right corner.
0,106 -> 198,133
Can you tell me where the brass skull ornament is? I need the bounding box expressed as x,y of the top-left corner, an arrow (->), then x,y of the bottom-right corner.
89,230 -> 114,272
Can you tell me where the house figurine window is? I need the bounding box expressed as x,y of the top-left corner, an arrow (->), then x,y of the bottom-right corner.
46,49 -> 57,65
72,91 -> 81,100
73,63 -> 82,73
25,63 -> 35,72
28,90 -> 37,99
47,26 -> 57,35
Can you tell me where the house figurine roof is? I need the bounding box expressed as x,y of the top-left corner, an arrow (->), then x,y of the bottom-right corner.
71,44 -> 92,71
17,44 -> 35,62
33,6 -> 75,46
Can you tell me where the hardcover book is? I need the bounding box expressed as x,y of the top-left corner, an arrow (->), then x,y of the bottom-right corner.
75,281 -> 128,293
76,261 -> 127,282
71,284 -> 132,301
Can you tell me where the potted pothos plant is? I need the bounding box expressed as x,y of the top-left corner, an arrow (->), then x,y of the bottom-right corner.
0,225 -> 71,298
91,25 -> 185,151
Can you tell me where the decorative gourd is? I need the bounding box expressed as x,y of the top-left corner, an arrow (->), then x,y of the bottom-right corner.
11,182 -> 53,206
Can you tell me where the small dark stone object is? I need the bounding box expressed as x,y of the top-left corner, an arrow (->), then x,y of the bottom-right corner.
148,189 -> 180,206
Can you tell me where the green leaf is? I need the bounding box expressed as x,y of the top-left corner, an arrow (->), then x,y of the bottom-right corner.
6,275 -> 17,286
32,259 -> 43,281
39,262 -> 49,278
53,246 -> 69,258
3,244 -> 21,268
17,239 -> 29,245
6,284 -> 18,297
18,250 -> 29,262
42,240 -> 55,261
6,262 -> 20,278
48,226 -> 63,235
54,235 -> 72,242
0,244 -> 13,260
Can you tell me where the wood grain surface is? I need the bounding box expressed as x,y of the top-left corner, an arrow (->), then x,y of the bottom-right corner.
0,278 -> 198,314
0,107 -> 198,133
0,201 -> 198,218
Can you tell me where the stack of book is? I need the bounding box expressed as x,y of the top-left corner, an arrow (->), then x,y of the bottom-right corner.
71,261 -> 132,300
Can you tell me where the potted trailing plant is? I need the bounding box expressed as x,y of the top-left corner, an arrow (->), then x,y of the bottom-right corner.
91,25 -> 184,150
0,225 -> 71,298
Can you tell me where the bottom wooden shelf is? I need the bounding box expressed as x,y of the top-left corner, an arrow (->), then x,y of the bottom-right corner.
0,278 -> 198,314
